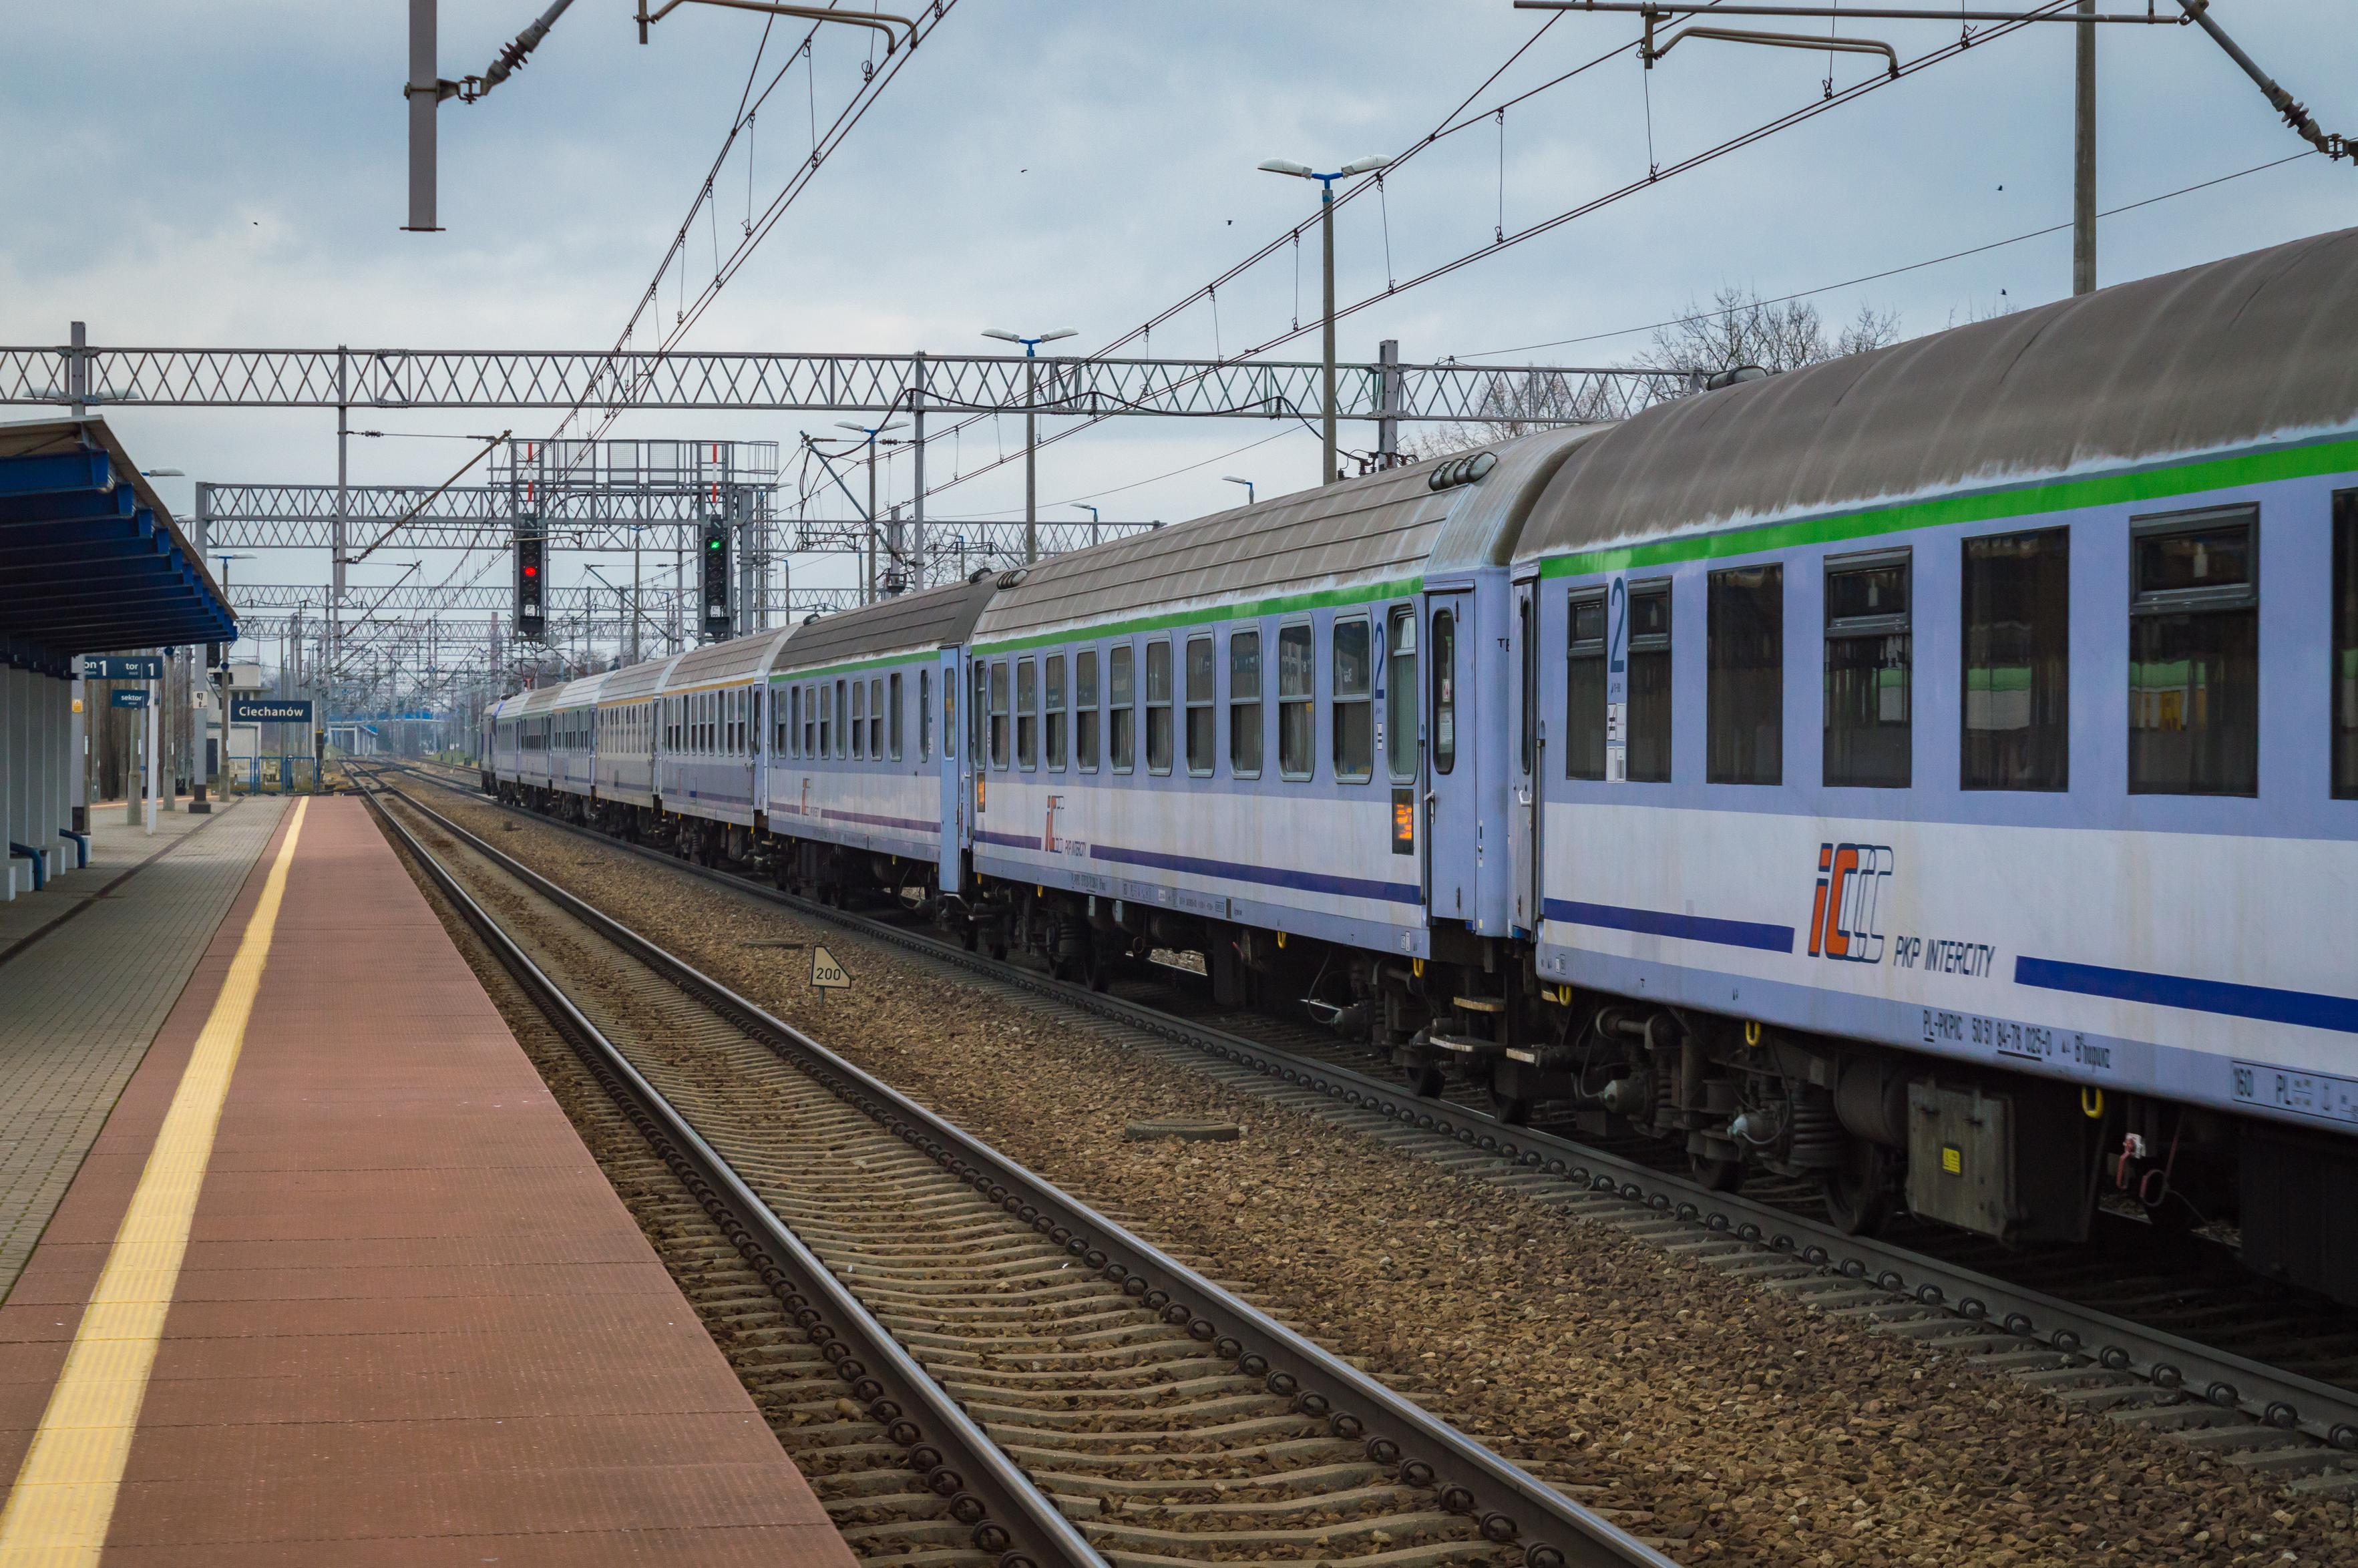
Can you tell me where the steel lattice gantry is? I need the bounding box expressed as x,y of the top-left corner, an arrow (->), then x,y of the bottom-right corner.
3,342 -> 1678,423
230,583 -> 860,614
197,485 -> 1159,557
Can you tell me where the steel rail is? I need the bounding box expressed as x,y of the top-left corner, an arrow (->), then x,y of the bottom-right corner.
375,765 -> 2358,1454
363,769 -> 1679,1568
361,782 -> 1107,1568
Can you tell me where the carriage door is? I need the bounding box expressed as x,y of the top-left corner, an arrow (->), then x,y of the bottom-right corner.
1424,592 -> 1477,923
942,648 -> 970,896
1509,576 -> 1541,936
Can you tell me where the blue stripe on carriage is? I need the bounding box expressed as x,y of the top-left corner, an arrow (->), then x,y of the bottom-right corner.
1086,842 -> 1418,905
2015,957 -> 2358,1036
977,833 -> 1418,904
797,807 -> 937,833
1543,898 -> 1796,954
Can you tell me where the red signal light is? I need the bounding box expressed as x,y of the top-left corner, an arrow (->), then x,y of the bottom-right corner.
522,564 -> 538,577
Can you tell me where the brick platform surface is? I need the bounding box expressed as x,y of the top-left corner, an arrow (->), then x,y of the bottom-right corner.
0,799 -> 284,1300
0,799 -> 855,1565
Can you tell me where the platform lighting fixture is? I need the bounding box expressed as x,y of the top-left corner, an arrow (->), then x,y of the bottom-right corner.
1257,156 -> 1390,489
1221,476 -> 1255,506
1070,502 -> 1101,547
979,329 -> 1078,565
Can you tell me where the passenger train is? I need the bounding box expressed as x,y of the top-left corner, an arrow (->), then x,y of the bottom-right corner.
488,230 -> 2358,1303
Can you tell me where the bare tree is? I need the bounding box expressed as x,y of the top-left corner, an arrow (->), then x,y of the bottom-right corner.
1651,288 -> 1901,376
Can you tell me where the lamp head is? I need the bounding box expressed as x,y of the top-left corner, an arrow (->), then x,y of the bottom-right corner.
1039,329 -> 1078,343
980,328 -> 1022,343
1222,475 -> 1253,486
1257,159 -> 1314,178
834,421 -> 869,434
1338,155 -> 1392,177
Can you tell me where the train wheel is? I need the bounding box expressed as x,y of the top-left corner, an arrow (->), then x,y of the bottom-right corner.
1689,1153 -> 1744,1193
1402,1062 -> 1445,1099
1822,1144 -> 1893,1236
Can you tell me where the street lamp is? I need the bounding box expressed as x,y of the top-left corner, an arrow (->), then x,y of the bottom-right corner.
981,327 -> 1078,564
1222,475 -> 1255,506
1257,154 -> 1390,487
1069,502 -> 1100,548
833,420 -> 908,602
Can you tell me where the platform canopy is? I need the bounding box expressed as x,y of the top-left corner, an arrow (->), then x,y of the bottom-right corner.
0,417 -> 234,670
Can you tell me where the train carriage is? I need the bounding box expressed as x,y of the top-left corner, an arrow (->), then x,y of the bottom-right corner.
652,628 -> 795,860
764,576 -> 995,903
594,652 -> 683,813
960,427 -> 1591,990
545,669 -> 610,807
1507,228 -> 2358,1298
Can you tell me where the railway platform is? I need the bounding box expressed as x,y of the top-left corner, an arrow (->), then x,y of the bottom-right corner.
0,796 -> 853,1565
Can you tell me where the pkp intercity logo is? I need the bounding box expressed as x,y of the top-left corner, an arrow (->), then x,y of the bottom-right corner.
1808,841 -> 1893,964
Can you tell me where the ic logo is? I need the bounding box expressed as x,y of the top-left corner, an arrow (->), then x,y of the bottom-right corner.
1808,842 -> 1893,964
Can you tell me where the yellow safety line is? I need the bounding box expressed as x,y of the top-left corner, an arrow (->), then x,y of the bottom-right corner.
0,799 -> 309,1567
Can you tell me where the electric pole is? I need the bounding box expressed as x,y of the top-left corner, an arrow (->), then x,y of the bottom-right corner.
2074,0 -> 2096,295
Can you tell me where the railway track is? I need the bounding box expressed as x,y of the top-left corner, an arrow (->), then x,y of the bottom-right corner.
367,762 -> 2358,1494
361,774 -> 1676,1568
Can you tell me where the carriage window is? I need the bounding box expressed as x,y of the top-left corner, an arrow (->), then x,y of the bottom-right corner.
1963,528 -> 2069,791
835,678 -> 848,758
1566,590 -> 1607,780
1430,608 -> 1458,776
989,660 -> 1011,771
1332,616 -> 1372,783
1185,636 -> 1215,777
869,676 -> 885,760
970,662 -> 987,759
1145,639 -> 1175,775
1230,630 -> 1263,779
889,671 -> 904,761
2337,493 -> 2356,797
1708,564 -> 1783,785
1520,593 -> 1539,777
1076,650 -> 1101,772
2131,508 -> 2258,796
1627,582 -> 1672,783
920,668 -> 934,761
1110,644 -> 1136,772
804,686 -> 817,758
1045,654 -> 1068,770
1386,608 -> 1417,782
1278,622 -> 1314,780
1016,658 -> 1039,770
785,687 -> 798,757
851,680 -> 865,759
1824,552 -> 1912,789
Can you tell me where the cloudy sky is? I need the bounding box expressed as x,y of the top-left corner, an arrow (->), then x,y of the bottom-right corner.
5,1 -> 2352,659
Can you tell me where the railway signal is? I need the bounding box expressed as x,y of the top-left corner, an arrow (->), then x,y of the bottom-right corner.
700,515 -> 731,640
514,517 -> 546,638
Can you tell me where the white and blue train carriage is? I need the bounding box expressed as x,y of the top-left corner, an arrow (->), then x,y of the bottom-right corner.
544,668 -> 610,809
651,626 -> 797,863
488,680 -> 574,797
1504,227 -> 2358,1298
763,576 -> 996,904
592,651 -> 684,816
957,426 -> 1592,988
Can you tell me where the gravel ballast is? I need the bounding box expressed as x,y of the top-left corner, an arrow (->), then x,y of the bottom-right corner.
397,787 -> 2357,1567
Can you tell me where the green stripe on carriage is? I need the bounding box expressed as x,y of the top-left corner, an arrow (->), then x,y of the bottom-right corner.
972,574 -> 1426,656
1533,430 -> 2358,580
